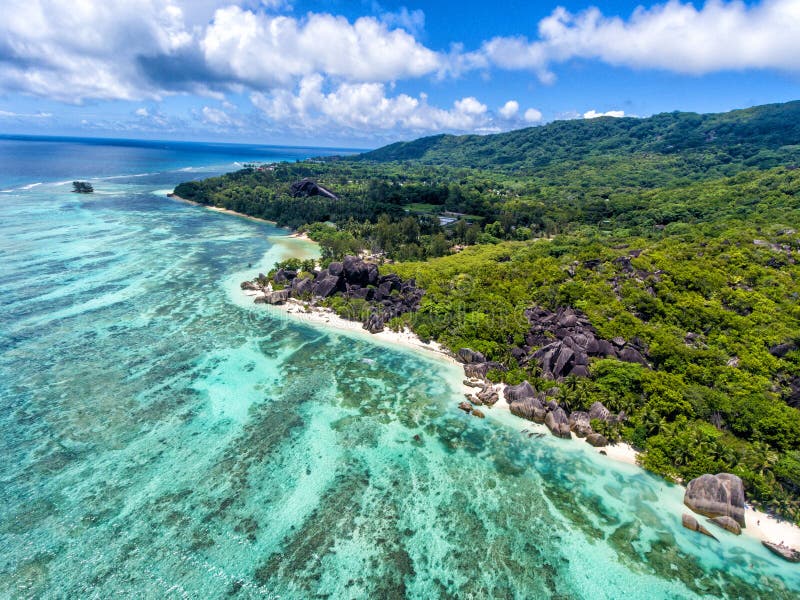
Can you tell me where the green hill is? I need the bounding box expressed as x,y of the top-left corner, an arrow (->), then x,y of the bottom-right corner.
176,101 -> 800,521
355,101 -> 800,173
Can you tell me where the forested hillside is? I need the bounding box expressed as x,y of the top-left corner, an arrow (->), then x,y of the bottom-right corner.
356,101 -> 800,172
176,101 -> 800,522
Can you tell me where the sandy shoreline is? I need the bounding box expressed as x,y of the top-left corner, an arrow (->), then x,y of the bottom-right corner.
206,205 -> 281,227
231,206 -> 800,563
243,292 -> 458,365
244,291 -> 800,551
167,192 -> 307,232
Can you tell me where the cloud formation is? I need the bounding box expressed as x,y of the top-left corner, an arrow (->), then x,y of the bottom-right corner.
483,0 -> 800,82
498,100 -> 519,119
0,1 -> 444,103
250,76 -> 499,138
0,109 -> 52,118
583,109 -> 625,119
1,1 -> 798,139
201,7 -> 441,87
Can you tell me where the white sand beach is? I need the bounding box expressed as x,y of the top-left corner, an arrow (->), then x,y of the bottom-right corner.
243,282 -> 800,553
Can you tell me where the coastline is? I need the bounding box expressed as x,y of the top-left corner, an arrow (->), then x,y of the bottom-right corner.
243,286 -> 800,553
166,192 -> 290,230
242,291 -> 458,366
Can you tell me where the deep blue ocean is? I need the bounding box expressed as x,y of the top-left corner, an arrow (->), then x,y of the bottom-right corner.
0,136 -> 798,598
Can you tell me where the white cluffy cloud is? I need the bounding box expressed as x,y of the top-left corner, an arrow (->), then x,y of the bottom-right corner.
483,0 -> 800,82
201,106 -> 242,128
201,7 -> 442,87
498,100 -> 519,119
251,75 -> 492,136
524,108 -> 543,122
0,1 -> 443,103
0,0 -> 194,102
583,109 -> 625,119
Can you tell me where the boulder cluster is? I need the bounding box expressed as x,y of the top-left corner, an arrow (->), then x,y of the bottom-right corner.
502,378 -> 623,444
462,376 -> 500,407
243,255 -> 423,334
455,347 -> 505,379
513,306 -> 650,380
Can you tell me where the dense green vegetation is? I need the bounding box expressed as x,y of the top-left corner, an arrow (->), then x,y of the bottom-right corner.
357,101 -> 800,172
176,101 -> 800,521
390,167 -> 800,520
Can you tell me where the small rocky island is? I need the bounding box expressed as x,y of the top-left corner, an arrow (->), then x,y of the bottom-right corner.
72,181 -> 94,193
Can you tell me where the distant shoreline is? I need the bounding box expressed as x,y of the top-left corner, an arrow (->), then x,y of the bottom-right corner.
166,192 -> 316,241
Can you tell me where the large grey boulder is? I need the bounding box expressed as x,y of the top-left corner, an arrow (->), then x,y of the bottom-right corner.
618,346 -> 648,366
313,276 -> 341,298
290,178 -> 338,200
291,276 -> 314,297
586,432 -> 608,447
684,473 -> 746,527
457,348 -> 486,364
762,541 -> 800,562
504,381 -> 537,403
569,411 -> 592,437
255,289 -> 290,305
588,401 -> 612,422
545,407 -> 571,439
509,395 -> 544,421
328,261 -> 344,276
342,255 -> 370,285
682,513 -> 718,541
708,515 -> 741,535
363,313 -> 384,334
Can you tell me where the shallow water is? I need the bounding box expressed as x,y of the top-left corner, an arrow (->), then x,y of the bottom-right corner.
0,139 -> 798,599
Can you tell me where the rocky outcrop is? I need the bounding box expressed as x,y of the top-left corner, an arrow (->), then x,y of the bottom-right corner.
684,473 -> 746,527
510,396 -> 547,423
545,407 -> 571,439
568,411 -> 592,437
762,541 -> 800,562
682,513 -> 718,541
457,348 -> 486,364
588,401 -> 611,421
273,268 -> 297,284
363,313 -> 385,334
290,178 -> 338,200
586,432 -> 608,447
244,256 -> 423,335
290,276 -> 314,297
515,306 -> 651,381
463,360 -> 505,379
254,289 -> 290,305
504,381 -> 537,403
708,515 -> 741,535
503,380 -> 623,438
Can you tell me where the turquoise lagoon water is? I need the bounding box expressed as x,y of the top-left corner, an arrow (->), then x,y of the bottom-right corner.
0,137 -> 798,598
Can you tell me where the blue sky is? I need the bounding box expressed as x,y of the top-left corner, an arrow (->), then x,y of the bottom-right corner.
0,0 -> 799,147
